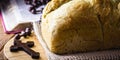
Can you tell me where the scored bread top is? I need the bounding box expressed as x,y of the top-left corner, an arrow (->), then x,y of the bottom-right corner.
41,0 -> 120,54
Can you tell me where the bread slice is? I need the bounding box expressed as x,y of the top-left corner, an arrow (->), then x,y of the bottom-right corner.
41,0 -> 120,54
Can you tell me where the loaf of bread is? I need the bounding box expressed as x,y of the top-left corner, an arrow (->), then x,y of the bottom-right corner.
41,0 -> 120,54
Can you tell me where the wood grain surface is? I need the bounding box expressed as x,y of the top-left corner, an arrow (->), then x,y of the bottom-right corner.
4,32 -> 47,60
0,18 -> 14,60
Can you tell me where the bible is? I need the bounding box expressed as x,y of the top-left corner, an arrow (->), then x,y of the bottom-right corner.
1,0 -> 41,34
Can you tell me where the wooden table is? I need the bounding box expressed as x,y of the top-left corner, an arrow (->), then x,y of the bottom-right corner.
4,32 -> 48,60
0,17 -> 14,60
0,18 -> 47,60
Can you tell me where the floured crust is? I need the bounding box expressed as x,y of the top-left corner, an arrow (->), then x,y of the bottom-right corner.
41,0 -> 120,54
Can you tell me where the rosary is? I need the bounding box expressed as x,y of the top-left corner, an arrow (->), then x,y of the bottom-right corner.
9,0 -> 51,59
24,0 -> 51,14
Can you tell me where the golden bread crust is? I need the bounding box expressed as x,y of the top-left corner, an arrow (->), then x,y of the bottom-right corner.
41,0 -> 120,54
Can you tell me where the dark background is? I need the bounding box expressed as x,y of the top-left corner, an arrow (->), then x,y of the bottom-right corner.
0,0 -> 9,6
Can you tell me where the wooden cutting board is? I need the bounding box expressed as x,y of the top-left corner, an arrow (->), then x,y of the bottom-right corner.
3,32 -> 47,60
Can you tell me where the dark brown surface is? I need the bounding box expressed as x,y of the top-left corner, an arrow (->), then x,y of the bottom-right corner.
0,18 -> 14,60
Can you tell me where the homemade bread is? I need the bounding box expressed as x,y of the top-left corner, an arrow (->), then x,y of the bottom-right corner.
41,0 -> 120,54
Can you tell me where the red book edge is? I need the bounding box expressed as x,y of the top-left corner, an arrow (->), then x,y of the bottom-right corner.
0,11 -> 21,34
